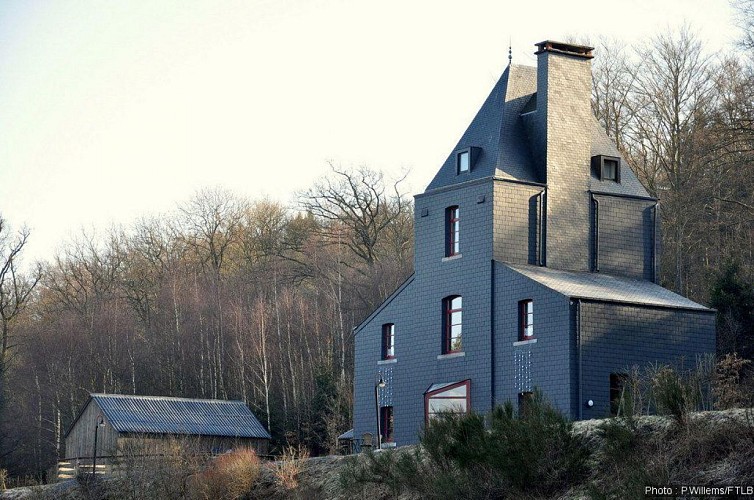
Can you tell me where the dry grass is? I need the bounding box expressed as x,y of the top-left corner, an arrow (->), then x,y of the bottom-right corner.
273,445 -> 310,491
193,448 -> 261,500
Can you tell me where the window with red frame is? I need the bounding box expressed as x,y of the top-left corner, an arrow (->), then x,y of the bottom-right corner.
446,206 -> 460,256
518,391 -> 534,416
519,299 -> 534,340
382,323 -> 395,359
443,295 -> 463,353
424,380 -> 470,422
380,406 -> 394,443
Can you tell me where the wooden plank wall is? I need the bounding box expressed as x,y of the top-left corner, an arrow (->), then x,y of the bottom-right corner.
64,399 -> 119,460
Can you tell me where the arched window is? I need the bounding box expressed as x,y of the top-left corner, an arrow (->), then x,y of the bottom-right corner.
446,206 -> 460,256
443,295 -> 462,353
382,323 -> 395,359
518,299 -> 534,340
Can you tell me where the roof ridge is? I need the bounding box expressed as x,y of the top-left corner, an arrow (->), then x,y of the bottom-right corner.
90,393 -> 245,404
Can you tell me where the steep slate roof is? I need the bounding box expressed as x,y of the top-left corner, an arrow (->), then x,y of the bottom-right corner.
426,65 -> 538,191
505,263 -> 710,311
425,63 -> 651,199
589,117 -> 650,198
69,394 -> 271,439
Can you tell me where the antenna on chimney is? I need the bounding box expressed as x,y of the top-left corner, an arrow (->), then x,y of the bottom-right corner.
508,38 -> 512,66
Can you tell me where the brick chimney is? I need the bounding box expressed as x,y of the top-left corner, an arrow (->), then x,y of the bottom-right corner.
534,40 -> 594,272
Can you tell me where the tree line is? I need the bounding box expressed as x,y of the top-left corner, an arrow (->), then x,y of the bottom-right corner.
2,16 -> 754,481
0,166 -> 412,480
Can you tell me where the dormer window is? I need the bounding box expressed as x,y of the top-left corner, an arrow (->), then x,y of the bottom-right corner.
592,155 -> 621,182
457,150 -> 470,173
602,158 -> 618,181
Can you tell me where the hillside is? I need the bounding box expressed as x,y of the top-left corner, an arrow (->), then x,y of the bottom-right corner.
4,408 -> 753,499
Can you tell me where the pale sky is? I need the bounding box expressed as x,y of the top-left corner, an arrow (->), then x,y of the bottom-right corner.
0,0 -> 739,263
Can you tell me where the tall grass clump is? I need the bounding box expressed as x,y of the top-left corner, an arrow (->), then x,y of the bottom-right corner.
194,448 -> 261,500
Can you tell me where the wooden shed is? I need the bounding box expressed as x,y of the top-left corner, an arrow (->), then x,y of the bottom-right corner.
61,394 -> 271,477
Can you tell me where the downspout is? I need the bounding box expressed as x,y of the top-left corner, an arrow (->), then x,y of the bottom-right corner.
592,194 -> 600,272
653,202 -> 659,283
575,299 -> 583,420
490,260 -> 496,411
539,187 -> 547,266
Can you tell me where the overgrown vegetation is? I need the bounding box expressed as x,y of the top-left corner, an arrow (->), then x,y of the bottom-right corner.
192,448 -> 261,500
3,4 -> 754,486
340,359 -> 754,499
340,392 -> 590,499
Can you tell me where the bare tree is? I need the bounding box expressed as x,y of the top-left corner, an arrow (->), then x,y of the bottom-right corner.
0,216 -> 41,451
179,188 -> 248,399
732,0 -> 754,52
628,26 -> 715,293
300,164 -> 410,305
592,37 -> 639,152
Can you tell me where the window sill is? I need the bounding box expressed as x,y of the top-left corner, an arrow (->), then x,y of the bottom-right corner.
437,352 -> 465,360
377,358 -> 397,365
513,339 -> 537,347
442,254 -> 462,262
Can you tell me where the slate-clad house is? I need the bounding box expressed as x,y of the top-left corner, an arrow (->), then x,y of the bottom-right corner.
352,41 -> 716,447
64,394 -> 271,466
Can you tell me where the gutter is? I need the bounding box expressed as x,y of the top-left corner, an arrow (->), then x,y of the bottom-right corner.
653,202 -> 659,283
575,299 -> 583,420
490,260 -> 496,410
591,194 -> 600,272
539,188 -> 547,266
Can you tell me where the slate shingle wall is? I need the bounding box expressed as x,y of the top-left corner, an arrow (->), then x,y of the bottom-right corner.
578,301 -> 716,419
354,179 -> 496,445
494,263 -> 574,416
594,194 -> 656,280
493,180 -> 544,265
538,52 -> 593,272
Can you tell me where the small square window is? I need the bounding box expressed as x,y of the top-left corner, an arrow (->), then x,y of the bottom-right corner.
518,300 -> 534,341
602,158 -> 618,181
592,155 -> 621,182
457,150 -> 470,173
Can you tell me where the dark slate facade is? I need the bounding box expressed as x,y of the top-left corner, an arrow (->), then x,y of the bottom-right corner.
352,41 -> 716,447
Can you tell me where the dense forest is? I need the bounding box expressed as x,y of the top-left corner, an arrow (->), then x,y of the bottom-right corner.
2,13 -> 754,481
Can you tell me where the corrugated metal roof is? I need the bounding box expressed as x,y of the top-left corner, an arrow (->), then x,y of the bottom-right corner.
337,429 -> 353,440
90,394 -> 271,439
506,264 -> 711,311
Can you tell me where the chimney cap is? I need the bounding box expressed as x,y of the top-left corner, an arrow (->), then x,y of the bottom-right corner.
535,40 -> 594,59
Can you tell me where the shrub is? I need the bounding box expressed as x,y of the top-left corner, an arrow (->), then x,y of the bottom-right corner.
273,444 -> 309,491
194,448 -> 261,500
713,353 -> 752,409
589,417 -> 652,499
340,391 -> 590,499
109,435 -> 204,500
339,448 -> 417,498
651,366 -> 695,426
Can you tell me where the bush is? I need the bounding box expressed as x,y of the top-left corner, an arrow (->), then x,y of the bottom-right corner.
713,353 -> 752,409
109,436 -> 205,500
652,366 -> 694,425
194,448 -> 261,500
340,391 -> 590,499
